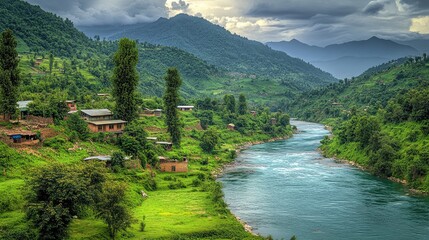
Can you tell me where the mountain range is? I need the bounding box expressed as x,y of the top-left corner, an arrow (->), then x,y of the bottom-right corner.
105,14 -> 337,87
267,37 -> 419,79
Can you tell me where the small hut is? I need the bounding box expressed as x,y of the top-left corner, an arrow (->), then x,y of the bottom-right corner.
227,123 -> 235,130
159,156 -> 188,173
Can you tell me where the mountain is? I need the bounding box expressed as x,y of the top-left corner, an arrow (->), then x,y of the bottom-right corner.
108,14 -> 337,87
395,39 -> 429,54
0,0 -> 97,56
267,37 -> 419,79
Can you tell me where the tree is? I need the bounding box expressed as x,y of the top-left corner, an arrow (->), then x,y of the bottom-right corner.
112,38 -> 139,122
0,29 -> 20,120
237,94 -> 247,115
163,68 -> 182,146
111,152 -> 125,168
118,135 -> 141,157
200,128 -> 219,153
26,163 -> 106,240
66,113 -> 90,140
223,95 -> 236,113
49,52 -> 54,74
97,182 -> 132,239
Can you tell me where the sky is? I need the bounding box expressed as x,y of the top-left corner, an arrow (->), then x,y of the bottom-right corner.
25,0 -> 429,46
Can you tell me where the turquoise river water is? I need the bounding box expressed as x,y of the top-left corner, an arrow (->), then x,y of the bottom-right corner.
220,120 -> 429,240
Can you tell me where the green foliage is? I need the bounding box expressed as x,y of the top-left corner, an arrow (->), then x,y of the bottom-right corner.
238,93 -> 247,115
111,152 -> 125,168
26,163 -> 107,240
0,29 -> 20,120
200,128 -> 219,153
96,182 -> 132,239
223,94 -> 236,113
164,68 -> 182,146
66,113 -> 90,141
118,135 -> 140,157
112,38 -> 139,122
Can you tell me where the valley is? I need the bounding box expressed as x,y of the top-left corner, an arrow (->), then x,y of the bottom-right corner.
1,0 -> 429,239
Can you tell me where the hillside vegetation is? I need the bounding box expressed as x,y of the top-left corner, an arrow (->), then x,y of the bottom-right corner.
290,56 -> 429,192
110,14 -> 337,87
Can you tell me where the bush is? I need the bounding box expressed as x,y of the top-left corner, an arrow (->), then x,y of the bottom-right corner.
43,136 -> 70,150
168,179 -> 186,189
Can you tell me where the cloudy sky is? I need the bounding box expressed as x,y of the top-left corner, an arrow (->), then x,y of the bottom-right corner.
26,0 -> 429,46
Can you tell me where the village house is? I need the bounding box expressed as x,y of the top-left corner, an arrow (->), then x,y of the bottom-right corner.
5,130 -> 38,144
250,111 -> 257,116
177,106 -> 194,111
159,156 -> 188,173
146,137 -> 158,141
97,93 -> 110,98
154,109 -> 162,116
80,109 -> 113,121
156,141 -> 173,151
66,100 -> 77,113
143,108 -> 162,117
17,100 -> 33,119
227,123 -> 235,130
87,120 -> 127,133
80,109 -> 127,133
34,57 -> 43,66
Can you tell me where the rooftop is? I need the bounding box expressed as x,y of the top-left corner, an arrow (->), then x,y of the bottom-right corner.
17,100 -> 33,110
87,120 -> 127,125
177,106 -> 194,108
156,141 -> 173,145
81,109 -> 112,117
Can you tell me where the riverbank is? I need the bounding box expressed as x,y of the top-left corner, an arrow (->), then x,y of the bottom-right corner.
220,120 -> 429,240
320,145 -> 429,196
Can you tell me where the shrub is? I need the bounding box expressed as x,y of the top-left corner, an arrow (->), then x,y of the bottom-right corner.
43,136 -> 70,150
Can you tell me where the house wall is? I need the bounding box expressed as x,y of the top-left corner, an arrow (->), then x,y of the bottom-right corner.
88,123 -> 125,133
67,103 -> 77,111
160,161 -> 188,173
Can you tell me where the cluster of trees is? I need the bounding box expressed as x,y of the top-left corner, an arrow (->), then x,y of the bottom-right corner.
26,163 -> 131,239
331,91 -> 429,189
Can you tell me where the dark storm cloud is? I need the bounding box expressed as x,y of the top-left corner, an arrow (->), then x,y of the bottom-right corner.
246,1 -> 359,20
400,0 -> 429,9
363,1 -> 385,15
25,0 -> 168,26
171,0 -> 190,11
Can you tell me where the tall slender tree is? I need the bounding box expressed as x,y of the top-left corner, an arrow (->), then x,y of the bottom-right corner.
0,29 -> 20,120
163,68 -> 182,146
49,52 -> 54,74
112,38 -> 139,122
238,93 -> 247,115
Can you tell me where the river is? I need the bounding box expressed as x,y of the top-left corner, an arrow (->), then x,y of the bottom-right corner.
220,120 -> 429,240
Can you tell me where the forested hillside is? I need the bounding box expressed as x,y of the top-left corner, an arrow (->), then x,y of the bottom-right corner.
290,56 -> 429,192
0,0 -> 96,56
110,14 -> 337,87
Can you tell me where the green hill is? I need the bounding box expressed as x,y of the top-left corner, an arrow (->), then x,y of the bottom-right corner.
110,14 -> 337,88
290,56 -> 429,192
289,57 -> 429,121
0,0 -> 95,56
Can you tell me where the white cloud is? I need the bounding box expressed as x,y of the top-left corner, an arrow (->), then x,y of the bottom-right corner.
410,16 -> 429,34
